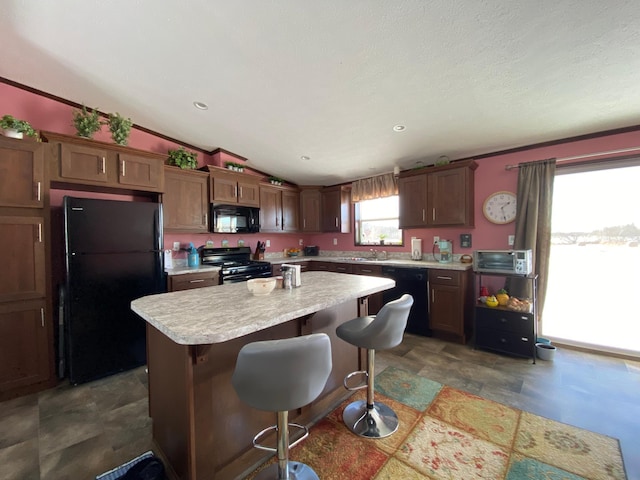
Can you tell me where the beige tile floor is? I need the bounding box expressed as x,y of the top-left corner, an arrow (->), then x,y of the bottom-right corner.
1,334 -> 639,480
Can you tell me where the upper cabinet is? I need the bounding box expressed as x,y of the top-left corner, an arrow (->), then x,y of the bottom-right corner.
0,137 -> 44,209
163,166 -> 209,233
201,166 -> 260,207
260,184 -> 300,233
322,185 -> 351,233
42,132 -> 165,193
399,160 -> 477,228
299,187 -> 322,233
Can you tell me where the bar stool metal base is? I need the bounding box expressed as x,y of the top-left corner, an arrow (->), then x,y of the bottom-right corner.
342,400 -> 399,438
253,461 -> 320,480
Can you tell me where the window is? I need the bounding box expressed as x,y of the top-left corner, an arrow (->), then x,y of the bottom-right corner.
354,196 -> 403,246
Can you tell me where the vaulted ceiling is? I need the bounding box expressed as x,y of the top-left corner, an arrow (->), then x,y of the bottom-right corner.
2,1 -> 640,185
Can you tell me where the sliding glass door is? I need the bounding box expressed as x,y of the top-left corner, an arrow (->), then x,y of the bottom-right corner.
544,160 -> 640,356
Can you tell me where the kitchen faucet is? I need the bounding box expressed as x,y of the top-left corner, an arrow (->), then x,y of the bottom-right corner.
370,249 -> 378,259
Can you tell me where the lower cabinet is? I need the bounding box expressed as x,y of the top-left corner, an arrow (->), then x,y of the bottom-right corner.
428,269 -> 473,343
168,271 -> 219,292
352,264 -> 383,315
0,299 -> 52,394
474,307 -> 536,361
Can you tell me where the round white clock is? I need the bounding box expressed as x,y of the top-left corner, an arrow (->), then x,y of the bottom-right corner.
483,191 -> 517,224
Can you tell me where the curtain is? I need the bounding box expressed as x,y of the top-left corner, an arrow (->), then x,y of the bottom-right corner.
508,159 -> 556,328
351,173 -> 398,202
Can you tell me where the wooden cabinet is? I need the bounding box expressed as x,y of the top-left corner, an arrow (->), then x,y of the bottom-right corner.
43,131 -> 165,193
322,186 -> 350,233
0,138 -> 45,208
202,166 -> 260,207
259,184 -> 299,232
163,166 -> 209,233
428,269 -> 473,344
474,273 -> 538,362
299,187 -> 322,232
0,299 -> 51,392
0,216 -> 46,303
168,271 -> 219,292
399,160 -> 477,228
352,264 -> 384,314
308,261 -> 333,271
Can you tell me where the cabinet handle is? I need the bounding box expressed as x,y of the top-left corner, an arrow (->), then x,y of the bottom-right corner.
303,218 -> 306,228
422,209 -> 425,222
41,308 -> 45,327
361,269 -> 372,273
431,289 -> 435,303
36,181 -> 41,201
189,279 -> 205,284
204,213 -> 208,225
239,186 -> 243,198
101,157 -> 106,173
121,160 -> 126,177
335,217 -> 338,228
37,223 -> 42,243
276,214 -> 279,226
436,275 -> 452,280
432,208 -> 436,221
234,186 -> 238,198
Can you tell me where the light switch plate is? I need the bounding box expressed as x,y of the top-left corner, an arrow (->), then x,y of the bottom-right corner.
173,242 -> 181,251
460,233 -> 472,248
508,235 -> 515,246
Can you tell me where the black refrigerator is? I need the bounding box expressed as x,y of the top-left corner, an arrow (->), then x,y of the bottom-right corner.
63,196 -> 166,384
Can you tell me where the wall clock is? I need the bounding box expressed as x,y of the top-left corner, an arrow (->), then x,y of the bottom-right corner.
483,191 -> 517,224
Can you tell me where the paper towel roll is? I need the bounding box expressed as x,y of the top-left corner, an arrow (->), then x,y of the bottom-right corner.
411,237 -> 422,260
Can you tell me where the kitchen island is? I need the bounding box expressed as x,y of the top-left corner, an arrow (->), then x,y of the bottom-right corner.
131,271 -> 394,480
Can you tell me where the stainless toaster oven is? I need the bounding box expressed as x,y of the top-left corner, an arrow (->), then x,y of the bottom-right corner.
473,250 -> 533,275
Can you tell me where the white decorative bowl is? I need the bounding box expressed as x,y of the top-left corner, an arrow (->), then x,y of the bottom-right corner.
247,278 -> 277,296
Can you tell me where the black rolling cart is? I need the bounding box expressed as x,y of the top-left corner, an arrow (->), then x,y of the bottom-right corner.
473,272 -> 538,363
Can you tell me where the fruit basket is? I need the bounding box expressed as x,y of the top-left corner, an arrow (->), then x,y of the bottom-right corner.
505,297 -> 532,312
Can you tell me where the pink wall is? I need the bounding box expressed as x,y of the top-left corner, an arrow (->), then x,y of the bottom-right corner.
4,80 -> 640,258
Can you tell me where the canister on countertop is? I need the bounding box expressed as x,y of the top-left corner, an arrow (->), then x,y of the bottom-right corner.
282,269 -> 293,289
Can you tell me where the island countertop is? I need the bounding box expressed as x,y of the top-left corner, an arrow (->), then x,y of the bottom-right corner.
131,271 -> 394,345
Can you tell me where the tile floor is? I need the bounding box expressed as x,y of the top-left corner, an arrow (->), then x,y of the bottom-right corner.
1,335 -> 639,480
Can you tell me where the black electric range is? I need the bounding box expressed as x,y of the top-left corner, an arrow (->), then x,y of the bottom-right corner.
200,246 -> 272,283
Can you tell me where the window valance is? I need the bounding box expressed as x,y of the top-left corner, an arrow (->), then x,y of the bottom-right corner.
351,173 -> 398,202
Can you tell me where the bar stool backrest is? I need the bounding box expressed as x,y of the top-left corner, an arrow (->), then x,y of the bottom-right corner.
358,294 -> 414,350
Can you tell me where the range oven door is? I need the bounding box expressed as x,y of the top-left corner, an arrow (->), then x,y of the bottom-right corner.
222,270 -> 272,284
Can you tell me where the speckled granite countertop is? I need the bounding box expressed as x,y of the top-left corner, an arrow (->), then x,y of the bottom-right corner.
131,271 -> 394,345
165,265 -> 220,276
269,256 -> 472,271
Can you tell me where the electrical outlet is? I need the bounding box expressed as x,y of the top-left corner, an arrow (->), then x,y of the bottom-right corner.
266,240 -> 271,247
173,242 -> 181,251
433,236 -> 440,245
299,239 -> 303,246
508,235 -> 515,246
333,238 -> 338,245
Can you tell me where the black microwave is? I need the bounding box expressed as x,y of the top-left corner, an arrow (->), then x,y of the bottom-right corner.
211,204 -> 260,233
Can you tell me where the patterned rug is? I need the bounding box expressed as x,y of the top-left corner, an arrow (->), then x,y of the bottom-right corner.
246,367 -> 626,479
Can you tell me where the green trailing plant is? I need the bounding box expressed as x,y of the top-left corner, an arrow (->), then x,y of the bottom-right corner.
268,176 -> 284,185
224,161 -> 244,171
72,104 -> 103,138
0,114 -> 38,138
168,146 -> 198,169
107,112 -> 133,145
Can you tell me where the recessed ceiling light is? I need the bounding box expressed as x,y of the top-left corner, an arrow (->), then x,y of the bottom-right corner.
300,155 -> 310,161
393,125 -> 406,132
193,101 -> 209,110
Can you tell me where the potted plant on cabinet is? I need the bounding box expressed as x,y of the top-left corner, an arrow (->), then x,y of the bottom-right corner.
224,161 -> 244,172
379,234 -> 387,245
72,104 -> 103,139
268,176 -> 284,186
0,114 -> 38,139
167,146 -> 198,169
107,112 -> 133,145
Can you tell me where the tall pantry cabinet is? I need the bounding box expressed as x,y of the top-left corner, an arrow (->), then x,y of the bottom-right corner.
0,137 -> 56,400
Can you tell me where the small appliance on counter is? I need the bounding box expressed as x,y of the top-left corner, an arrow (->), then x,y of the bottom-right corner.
473,249 -> 533,275
281,264 -> 302,287
433,239 -> 453,263
303,245 -> 319,256
411,237 -> 422,260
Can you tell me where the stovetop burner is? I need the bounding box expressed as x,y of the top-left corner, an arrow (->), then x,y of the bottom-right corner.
200,246 -> 272,283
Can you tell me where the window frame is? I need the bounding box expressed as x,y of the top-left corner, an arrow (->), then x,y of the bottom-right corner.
353,195 -> 403,246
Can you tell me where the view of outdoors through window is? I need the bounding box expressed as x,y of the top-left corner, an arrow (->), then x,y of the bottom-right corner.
545,163 -> 640,354
355,196 -> 403,245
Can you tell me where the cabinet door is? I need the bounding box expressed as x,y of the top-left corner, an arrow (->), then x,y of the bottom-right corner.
0,299 -> 51,392
0,216 -> 46,302
282,189 -> 300,232
429,283 -> 463,335
60,143 -> 109,183
353,264 -> 383,314
300,189 -> 322,232
237,179 -> 260,207
163,167 -> 209,232
117,153 -> 164,191
168,271 -> 219,291
259,186 -> 282,232
398,174 -> 428,228
212,174 -> 239,203
0,139 -> 44,208
322,187 -> 350,233
428,167 -> 472,226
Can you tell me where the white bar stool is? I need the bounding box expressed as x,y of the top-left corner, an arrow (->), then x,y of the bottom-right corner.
336,294 -> 413,438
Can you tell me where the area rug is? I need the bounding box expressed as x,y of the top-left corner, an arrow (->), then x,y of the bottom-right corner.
246,367 -> 626,480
